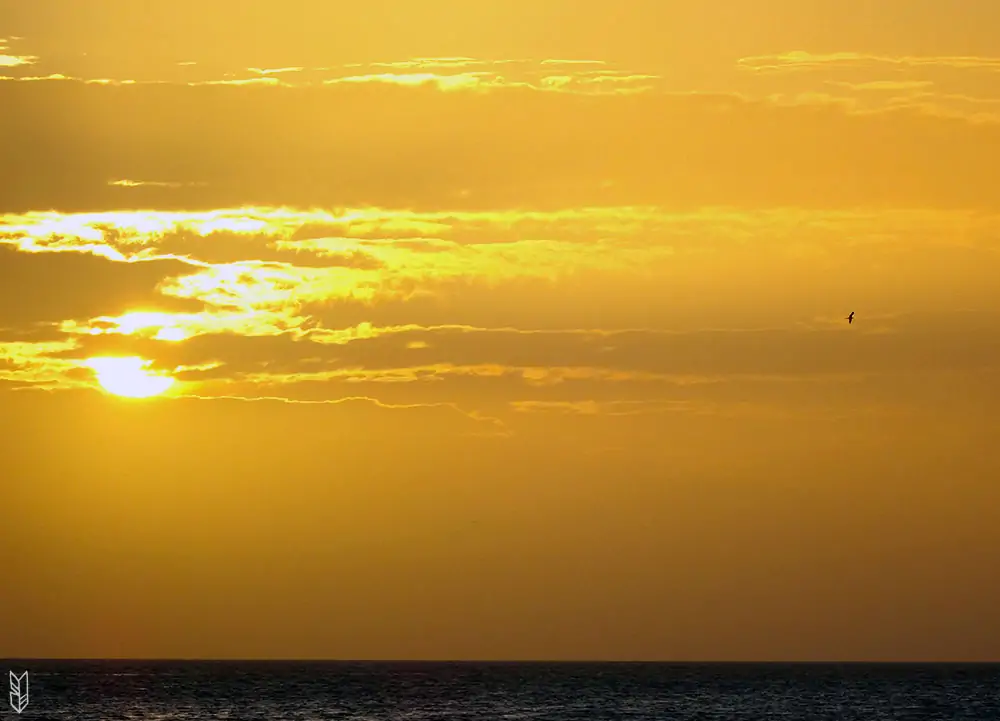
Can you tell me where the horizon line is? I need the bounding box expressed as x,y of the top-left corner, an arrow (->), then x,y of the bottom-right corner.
4,658 -> 999,664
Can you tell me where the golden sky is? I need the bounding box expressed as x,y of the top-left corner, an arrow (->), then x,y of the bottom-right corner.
2,0 -> 999,661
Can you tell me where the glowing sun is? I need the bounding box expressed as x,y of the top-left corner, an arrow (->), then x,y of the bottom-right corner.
86,357 -> 176,398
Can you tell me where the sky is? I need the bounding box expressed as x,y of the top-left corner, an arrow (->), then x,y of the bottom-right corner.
1,0 -> 999,662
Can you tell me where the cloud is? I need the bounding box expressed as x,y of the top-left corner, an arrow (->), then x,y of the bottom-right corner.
738,51 -> 1000,73
33,314 -> 1000,407
0,337 -> 82,389
0,384 -> 508,449
0,57 -> 662,96
882,92 -> 1000,123
510,400 -> 702,416
318,59 -> 654,94
189,77 -> 287,87
368,57 -> 486,70
0,73 -> 71,82
2,204 -> 998,344
0,245 -> 202,326
172,393 -> 507,436
4,80 -> 1000,213
0,54 -> 36,67
323,71 -> 495,92
109,179 -> 207,188
827,80 -> 935,92
541,59 -> 606,66
0,37 -> 36,68
5,308 -> 994,433
247,66 -> 305,75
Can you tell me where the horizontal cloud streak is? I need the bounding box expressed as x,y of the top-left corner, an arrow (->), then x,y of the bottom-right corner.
2,205 -> 998,346
0,57 -> 664,96
50,314 -> 1000,381
3,82 -> 1000,213
0,244 -> 201,326
738,51 -> 1000,73
0,37 -> 36,67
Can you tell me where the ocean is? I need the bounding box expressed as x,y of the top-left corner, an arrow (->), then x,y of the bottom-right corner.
4,661 -> 999,720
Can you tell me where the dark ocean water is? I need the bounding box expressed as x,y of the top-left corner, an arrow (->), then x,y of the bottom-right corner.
3,661 -> 999,720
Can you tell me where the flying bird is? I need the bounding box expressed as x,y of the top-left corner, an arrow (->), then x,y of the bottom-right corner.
846,311 -> 855,324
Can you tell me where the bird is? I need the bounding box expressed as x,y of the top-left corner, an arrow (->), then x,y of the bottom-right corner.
846,311 -> 855,324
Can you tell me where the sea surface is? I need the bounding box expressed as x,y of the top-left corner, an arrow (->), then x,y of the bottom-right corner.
3,661 -> 999,720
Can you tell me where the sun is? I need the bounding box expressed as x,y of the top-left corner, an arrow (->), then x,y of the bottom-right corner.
85,357 -> 176,399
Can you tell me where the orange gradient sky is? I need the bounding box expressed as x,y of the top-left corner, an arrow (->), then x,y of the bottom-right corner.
1,0 -> 999,661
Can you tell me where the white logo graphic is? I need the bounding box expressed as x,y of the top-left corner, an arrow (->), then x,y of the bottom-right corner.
9,670 -> 29,714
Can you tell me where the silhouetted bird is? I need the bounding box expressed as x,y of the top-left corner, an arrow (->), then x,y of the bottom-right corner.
846,311 -> 855,324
